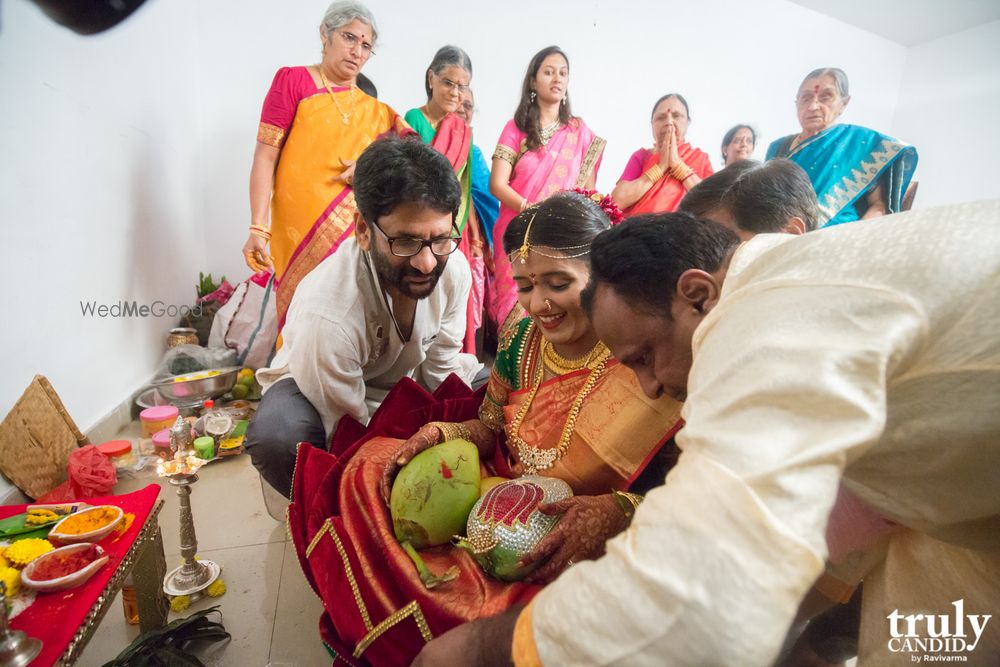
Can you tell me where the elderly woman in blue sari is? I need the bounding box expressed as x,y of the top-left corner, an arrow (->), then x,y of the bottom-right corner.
766,68 -> 918,227
405,46 -> 498,354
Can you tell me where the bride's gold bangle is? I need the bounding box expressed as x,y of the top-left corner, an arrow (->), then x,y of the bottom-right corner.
428,421 -> 472,443
612,490 -> 643,521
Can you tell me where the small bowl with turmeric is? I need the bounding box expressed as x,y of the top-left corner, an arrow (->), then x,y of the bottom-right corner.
48,505 -> 124,544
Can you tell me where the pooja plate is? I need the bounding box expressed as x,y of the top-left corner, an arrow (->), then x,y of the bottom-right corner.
21,543 -> 109,592
48,505 -> 124,544
151,366 -> 240,407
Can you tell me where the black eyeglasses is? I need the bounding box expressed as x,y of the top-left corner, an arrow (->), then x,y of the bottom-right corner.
369,219 -> 461,257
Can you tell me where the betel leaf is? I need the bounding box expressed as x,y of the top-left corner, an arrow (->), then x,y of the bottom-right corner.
101,606 -> 230,667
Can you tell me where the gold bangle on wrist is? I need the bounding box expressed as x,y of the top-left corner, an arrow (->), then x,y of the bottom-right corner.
428,421 -> 472,443
612,490 -> 643,522
644,164 -> 664,184
249,224 -> 272,241
671,163 -> 693,181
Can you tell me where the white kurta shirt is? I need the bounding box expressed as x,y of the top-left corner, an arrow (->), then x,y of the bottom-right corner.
257,237 -> 482,437
527,200 -> 1000,665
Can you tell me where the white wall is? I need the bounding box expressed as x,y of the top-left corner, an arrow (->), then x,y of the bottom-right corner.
0,0 -> 206,433
200,0 -> 909,284
0,0 -> 986,440
891,20 -> 1000,208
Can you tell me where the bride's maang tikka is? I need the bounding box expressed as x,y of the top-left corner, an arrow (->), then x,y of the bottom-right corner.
511,189 -> 624,265
513,207 -> 593,263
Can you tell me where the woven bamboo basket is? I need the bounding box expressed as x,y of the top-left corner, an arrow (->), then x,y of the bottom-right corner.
0,375 -> 90,499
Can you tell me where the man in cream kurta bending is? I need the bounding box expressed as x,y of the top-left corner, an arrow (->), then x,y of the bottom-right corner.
414,201 -> 1000,666
248,137 -> 483,499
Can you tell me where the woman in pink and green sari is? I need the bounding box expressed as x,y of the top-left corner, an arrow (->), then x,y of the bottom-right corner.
404,46 -> 491,355
487,46 -> 606,329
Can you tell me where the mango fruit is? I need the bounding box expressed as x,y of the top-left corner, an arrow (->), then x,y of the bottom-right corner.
390,439 -> 481,549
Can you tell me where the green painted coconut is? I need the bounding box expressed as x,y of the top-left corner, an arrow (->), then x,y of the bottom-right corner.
390,438 -> 481,549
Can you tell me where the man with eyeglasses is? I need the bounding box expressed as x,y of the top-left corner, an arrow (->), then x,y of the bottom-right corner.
249,137 -> 484,499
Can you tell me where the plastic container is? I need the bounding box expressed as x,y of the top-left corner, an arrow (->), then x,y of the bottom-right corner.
139,405 -> 179,438
153,424 -> 196,459
152,429 -> 173,460
97,440 -> 135,468
193,436 -> 215,460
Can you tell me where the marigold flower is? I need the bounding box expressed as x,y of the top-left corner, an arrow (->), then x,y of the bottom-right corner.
4,539 -> 54,568
205,579 -> 226,598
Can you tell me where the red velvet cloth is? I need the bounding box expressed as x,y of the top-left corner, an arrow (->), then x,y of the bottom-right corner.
288,376 -> 540,666
4,484 -> 161,666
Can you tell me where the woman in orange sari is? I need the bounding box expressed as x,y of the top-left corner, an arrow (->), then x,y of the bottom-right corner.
404,46 -> 491,355
243,1 -> 410,332
287,192 -> 682,665
612,93 -> 713,216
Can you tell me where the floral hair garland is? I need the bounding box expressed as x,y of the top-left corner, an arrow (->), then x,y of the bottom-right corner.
571,188 -> 625,226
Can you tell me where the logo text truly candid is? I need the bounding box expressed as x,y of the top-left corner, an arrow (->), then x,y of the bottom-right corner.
887,600 -> 991,663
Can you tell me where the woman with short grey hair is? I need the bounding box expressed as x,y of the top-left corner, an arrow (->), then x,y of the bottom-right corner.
243,0 -> 410,331
320,0 -> 378,45
766,67 -> 918,227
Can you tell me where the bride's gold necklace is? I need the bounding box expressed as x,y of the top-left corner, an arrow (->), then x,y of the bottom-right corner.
509,337 -> 611,474
317,65 -> 356,125
542,340 -> 596,375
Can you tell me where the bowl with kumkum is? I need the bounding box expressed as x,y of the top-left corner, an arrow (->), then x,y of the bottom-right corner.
21,543 -> 109,592
48,505 -> 124,544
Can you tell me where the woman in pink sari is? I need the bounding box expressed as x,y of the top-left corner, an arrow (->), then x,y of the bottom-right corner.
487,46 -> 605,329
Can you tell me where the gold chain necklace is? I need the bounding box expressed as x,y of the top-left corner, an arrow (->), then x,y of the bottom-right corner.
508,337 -> 611,474
317,66 -> 356,125
539,120 -> 561,145
542,340 -> 596,375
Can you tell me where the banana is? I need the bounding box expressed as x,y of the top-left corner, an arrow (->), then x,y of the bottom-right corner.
25,509 -> 60,525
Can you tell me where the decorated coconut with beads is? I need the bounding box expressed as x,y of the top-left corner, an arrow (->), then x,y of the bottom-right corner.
456,476 -> 572,582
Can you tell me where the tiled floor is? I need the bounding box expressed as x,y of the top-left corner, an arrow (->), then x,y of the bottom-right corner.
75,423 -> 329,666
